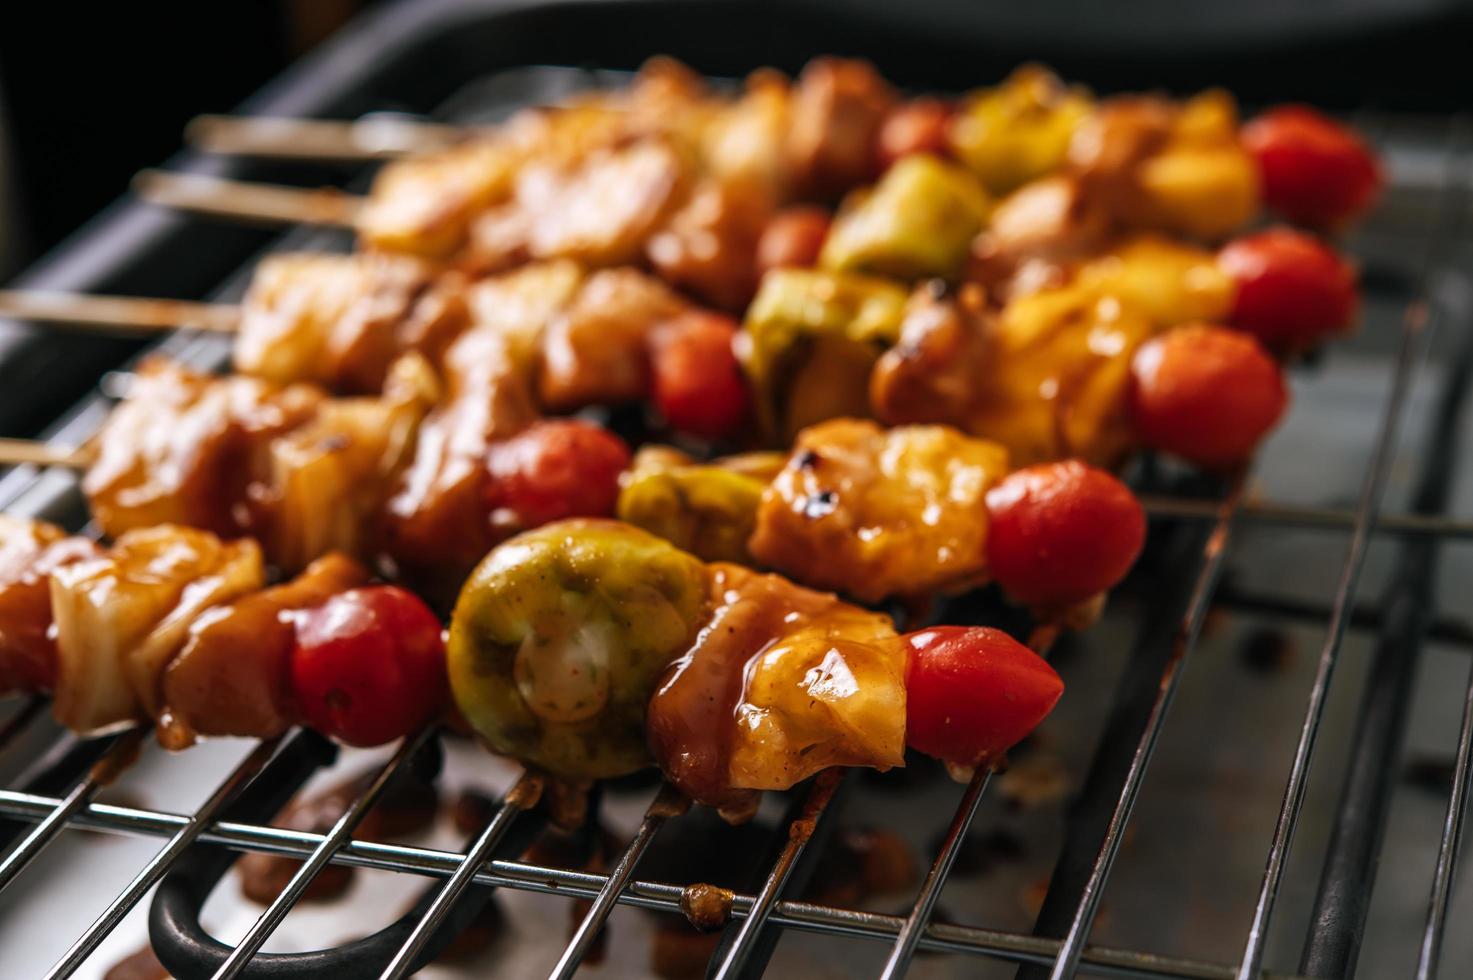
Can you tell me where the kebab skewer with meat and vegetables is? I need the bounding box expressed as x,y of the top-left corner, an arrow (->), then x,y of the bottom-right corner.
149,59 -> 1381,269
2,59 -> 1372,401
11,339 -> 1146,621
0,513 -> 1065,822
0,221 -> 1343,494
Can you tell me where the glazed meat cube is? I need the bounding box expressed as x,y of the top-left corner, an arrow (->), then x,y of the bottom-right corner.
50,526 -> 264,734
235,252 -> 446,393
84,359 -> 323,541
749,419 -> 1010,603
0,516 -> 101,694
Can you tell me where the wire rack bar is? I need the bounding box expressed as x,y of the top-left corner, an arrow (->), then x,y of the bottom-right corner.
0,729 -> 142,894
1234,123 -> 1468,980
547,783 -> 687,980
378,769 -> 538,979
1234,307 -> 1423,980
0,785 -> 1305,980
210,728 -> 432,979
877,769 -> 992,978
41,736 -> 283,979
1041,478 -> 1246,980
1298,233 -> 1473,978
709,768 -> 845,980
1208,587 -> 1473,650
1416,655 -> 1473,979
1140,496 -> 1473,540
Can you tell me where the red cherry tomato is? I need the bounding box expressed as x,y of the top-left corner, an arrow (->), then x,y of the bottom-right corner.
1130,324 -> 1289,469
1220,228 -> 1358,349
650,311 -> 751,441
486,420 -> 631,528
876,98 -> 955,170
291,586 -> 447,747
985,461 -> 1146,608
904,626 -> 1064,768
756,206 -> 832,274
1242,105 -> 1383,227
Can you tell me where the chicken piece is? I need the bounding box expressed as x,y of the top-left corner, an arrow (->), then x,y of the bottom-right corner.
235,252 -> 449,393
538,269 -> 687,411
617,56 -> 719,152
464,260 -> 586,367
358,138 -> 523,259
392,270 -> 475,370
259,355 -> 437,572
701,70 -> 793,198
870,284 -> 990,428
0,516 -> 101,694
1072,234 -> 1234,327
85,359 -> 323,541
748,419 -> 1010,603
50,526 -> 264,734
159,552 -> 370,748
1068,95 -> 1174,198
949,65 -> 1094,196
820,154 -> 991,281
647,562 -> 905,817
384,265 -> 573,591
785,58 -> 896,198
616,447 -> 785,564
1131,91 -> 1259,240
467,138 -> 693,274
739,268 -> 908,442
967,175 -> 1112,298
448,520 -> 710,780
647,178 -> 774,311
873,283 -> 1156,466
359,102 -> 637,259
1070,92 -> 1258,241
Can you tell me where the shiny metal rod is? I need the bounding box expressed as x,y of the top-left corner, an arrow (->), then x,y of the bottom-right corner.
43,737 -> 283,979
0,730 -> 143,895
1416,659 -> 1473,979
378,770 -> 540,980
547,783 -> 687,980
210,729 -> 432,980
709,769 -> 845,980
0,787 -> 1306,980
1047,480 -> 1247,980
878,769 -> 991,979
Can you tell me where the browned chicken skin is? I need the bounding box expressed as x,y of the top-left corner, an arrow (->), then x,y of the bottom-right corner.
748,418 -> 1010,602
235,252 -> 458,394
84,359 -> 323,541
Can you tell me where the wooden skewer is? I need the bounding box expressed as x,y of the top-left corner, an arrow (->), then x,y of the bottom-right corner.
185,114 -> 476,161
0,438 -> 92,470
133,170 -> 362,229
0,291 -> 240,335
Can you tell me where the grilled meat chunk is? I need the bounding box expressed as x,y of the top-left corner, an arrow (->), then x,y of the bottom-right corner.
749,419 -> 1010,602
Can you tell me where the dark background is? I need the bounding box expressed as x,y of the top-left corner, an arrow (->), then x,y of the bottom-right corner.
0,1 -> 371,278
0,0 -> 1469,282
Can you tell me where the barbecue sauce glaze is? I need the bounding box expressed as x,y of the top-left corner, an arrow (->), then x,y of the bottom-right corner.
646,562 -> 905,820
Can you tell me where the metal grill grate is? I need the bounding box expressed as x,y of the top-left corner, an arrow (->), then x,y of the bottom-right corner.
0,66 -> 1471,980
